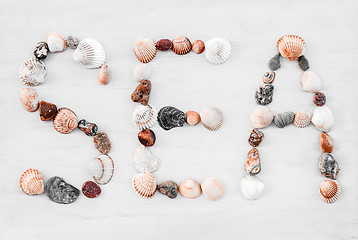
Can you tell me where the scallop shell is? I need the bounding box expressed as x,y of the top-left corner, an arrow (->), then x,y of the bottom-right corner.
240,175 -> 264,200
201,178 -> 224,201
249,106 -> 273,129
20,88 -> 39,112
178,178 -> 202,199
134,38 -> 157,63
89,154 -> 114,185
172,35 -> 192,55
186,111 -> 201,126
301,71 -> 321,93
277,35 -> 305,61
20,169 -> 44,195
132,172 -> 157,199
98,64 -> 111,85
293,111 -> 311,128
133,145 -> 160,173
73,39 -> 106,69
205,38 -> 231,64
133,64 -> 152,82
263,71 -> 275,84
53,108 -> 78,134
319,179 -> 341,203
200,107 -> 223,131
311,106 -> 334,133
46,33 -> 67,52
133,104 -> 157,130
19,57 -> 47,86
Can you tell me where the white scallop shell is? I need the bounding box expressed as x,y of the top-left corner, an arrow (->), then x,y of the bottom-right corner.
19,57 -> 47,86
133,64 -> 151,82
240,175 -> 264,200
73,39 -> 106,69
132,172 -> 157,199
311,106 -> 334,133
301,71 -> 321,93
89,154 -> 114,185
201,178 -> 224,201
204,38 -> 231,64
200,107 -> 223,131
46,33 -> 66,52
249,106 -> 274,129
133,145 -> 160,173
133,104 -> 157,130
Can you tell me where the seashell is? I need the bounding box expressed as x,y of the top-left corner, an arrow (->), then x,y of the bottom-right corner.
133,145 -> 160,173
33,42 -> 49,60
313,92 -> 326,106
201,178 -> 224,201
53,108 -> 78,134
248,129 -> 264,147
192,40 -> 205,54
249,106 -> 273,129
319,153 -> 339,180
277,35 -> 305,61
93,132 -> 111,154
73,39 -> 106,69
301,71 -> 321,93
131,80 -> 151,105
186,111 -> 201,126
245,148 -> 261,175
240,175 -> 264,200
268,53 -> 281,70
293,111 -> 311,128
89,154 -> 114,185
298,55 -> 309,71
179,178 -> 202,199
311,106 -> 334,132
320,132 -> 333,153
273,111 -> 295,128
132,172 -> 157,199
319,179 -> 341,203
19,57 -> 47,86
20,169 -> 44,195
20,88 -> 39,112
46,33 -> 67,52
66,36 -> 79,49
172,35 -> 192,55
133,104 -> 157,130
157,106 -> 186,131
156,39 -> 172,51
263,71 -> 275,84
205,38 -> 231,64
134,38 -> 157,63
200,107 -> 223,131
45,176 -> 80,204
133,64 -> 151,82
255,84 -> 274,105
78,119 -> 98,136
82,181 -> 101,198
138,129 -> 156,147
39,101 -> 57,121
98,64 -> 111,85
158,180 -> 178,199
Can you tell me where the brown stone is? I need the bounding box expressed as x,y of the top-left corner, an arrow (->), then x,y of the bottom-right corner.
93,132 -> 111,154
156,39 -> 172,51
248,129 -> 264,147
138,129 -> 156,147
192,40 -> 205,54
320,132 -> 333,153
131,80 -> 151,105
39,101 -> 57,121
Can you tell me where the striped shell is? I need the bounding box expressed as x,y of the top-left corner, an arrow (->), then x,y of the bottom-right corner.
53,108 -> 78,134
263,71 -> 275,84
249,106 -> 273,129
132,172 -> 157,199
205,38 -> 231,64
46,33 -> 67,52
20,169 -> 44,195
273,111 -> 295,128
240,175 -> 264,200
133,104 -> 157,130
186,111 -> 201,126
73,39 -> 106,69
133,64 -> 151,82
134,38 -> 157,63
293,111 -> 311,128
20,88 -> 39,112
200,107 -> 223,131
311,106 -> 334,133
201,178 -> 224,201
172,35 -> 192,55
320,179 -> 341,203
277,35 -> 305,61
301,71 -> 321,93
179,178 -> 202,199
89,154 -> 114,185
133,145 -> 160,173
19,57 -> 47,86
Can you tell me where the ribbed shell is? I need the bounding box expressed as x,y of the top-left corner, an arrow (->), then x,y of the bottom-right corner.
178,178 -> 202,199
134,38 -> 157,63
204,38 -> 231,64
311,106 -> 334,133
172,35 -> 192,55
200,107 -> 223,131
73,39 -> 106,69
249,106 -> 273,129
277,35 -> 305,61
133,104 -> 157,130
20,88 -> 39,112
46,33 -> 67,52
293,111 -> 311,128
20,169 -> 44,195
201,178 -> 224,201
53,108 -> 78,134
319,179 -> 341,203
133,64 -> 152,82
89,154 -> 114,185
132,172 -> 157,199
186,111 -> 201,126
263,71 -> 275,84
273,111 -> 295,128
240,175 -> 264,200
19,57 -> 47,86
133,145 -> 160,173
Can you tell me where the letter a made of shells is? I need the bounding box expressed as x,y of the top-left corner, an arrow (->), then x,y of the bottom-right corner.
243,35 -> 340,203
131,35 -> 232,200
19,33 -> 114,204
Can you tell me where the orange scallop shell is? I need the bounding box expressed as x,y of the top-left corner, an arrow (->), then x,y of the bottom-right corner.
134,38 -> 157,63
293,111 -> 311,128
132,172 -> 157,199
20,169 -> 44,195
277,35 -> 305,61
186,111 -> 201,126
20,88 -> 39,112
53,108 -> 78,134
320,179 -> 341,203
172,35 -> 192,55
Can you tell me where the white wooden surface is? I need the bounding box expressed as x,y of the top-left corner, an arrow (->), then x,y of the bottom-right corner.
1,0 -> 357,239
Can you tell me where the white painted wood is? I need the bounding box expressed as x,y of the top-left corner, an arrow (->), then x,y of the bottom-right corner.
1,0 -> 357,239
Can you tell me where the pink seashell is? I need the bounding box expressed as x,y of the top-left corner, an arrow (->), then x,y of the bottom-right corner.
98,65 -> 112,85
20,88 -> 39,112
293,111 -> 311,128
134,38 -> 157,63
132,172 -> 157,199
46,33 -> 67,53
320,179 -> 341,204
186,111 -> 201,126
179,178 -> 202,199
20,169 -> 44,195
201,178 -> 224,201
53,108 -> 78,134
249,106 -> 273,129
277,35 -> 305,61
172,35 -> 192,55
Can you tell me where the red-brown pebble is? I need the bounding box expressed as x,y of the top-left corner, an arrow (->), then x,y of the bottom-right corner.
320,132 -> 333,153
82,181 -> 101,198
39,101 -> 57,121
156,39 -> 172,51
192,40 -> 205,54
138,129 -> 156,146
313,92 -> 326,106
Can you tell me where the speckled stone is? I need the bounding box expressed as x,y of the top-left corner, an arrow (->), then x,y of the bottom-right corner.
45,176 -> 80,204
157,181 -> 178,199
298,55 -> 310,71
255,84 -> 274,105
93,132 -> 111,154
78,119 -> 98,136
157,106 -> 186,131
